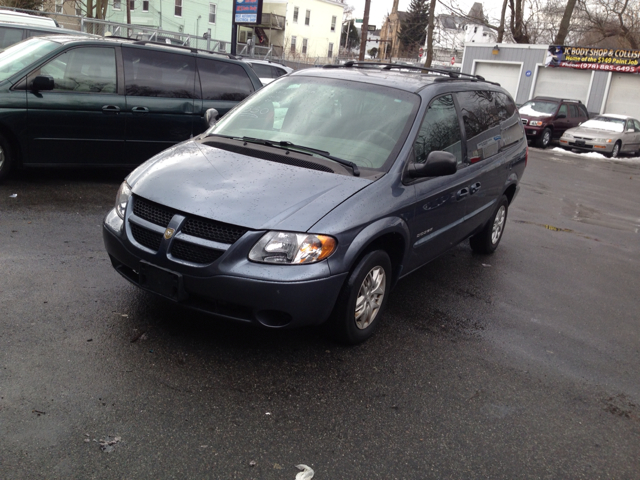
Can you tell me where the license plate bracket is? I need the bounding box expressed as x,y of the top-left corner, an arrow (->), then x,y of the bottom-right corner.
575,139 -> 585,146
139,261 -> 186,301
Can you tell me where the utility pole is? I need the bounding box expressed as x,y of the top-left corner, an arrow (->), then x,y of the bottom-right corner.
358,0 -> 371,61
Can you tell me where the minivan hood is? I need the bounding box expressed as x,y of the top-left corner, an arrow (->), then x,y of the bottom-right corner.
127,140 -> 372,232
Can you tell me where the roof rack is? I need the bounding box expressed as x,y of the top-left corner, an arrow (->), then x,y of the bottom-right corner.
322,61 -> 499,85
128,39 -> 240,59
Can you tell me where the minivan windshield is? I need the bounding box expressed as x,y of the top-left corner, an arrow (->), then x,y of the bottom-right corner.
518,100 -> 557,117
0,37 -> 59,82
207,76 -> 420,172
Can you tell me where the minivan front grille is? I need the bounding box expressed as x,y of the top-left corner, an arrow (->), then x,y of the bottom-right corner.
133,197 -> 175,228
130,223 -> 163,251
182,217 -> 247,244
170,239 -> 224,264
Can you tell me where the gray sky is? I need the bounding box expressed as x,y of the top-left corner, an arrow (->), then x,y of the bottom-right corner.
347,0 -> 506,30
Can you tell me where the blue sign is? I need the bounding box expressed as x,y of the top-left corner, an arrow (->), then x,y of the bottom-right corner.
526,70 -> 532,77
234,0 -> 262,24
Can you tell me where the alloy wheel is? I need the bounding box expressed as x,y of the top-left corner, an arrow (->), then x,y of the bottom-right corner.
491,205 -> 506,244
354,266 -> 386,330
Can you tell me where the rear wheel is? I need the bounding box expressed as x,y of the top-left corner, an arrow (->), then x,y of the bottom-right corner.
470,195 -> 509,254
331,250 -> 391,345
0,134 -> 13,182
537,128 -> 552,149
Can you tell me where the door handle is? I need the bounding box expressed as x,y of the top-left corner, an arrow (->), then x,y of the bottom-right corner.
102,105 -> 120,114
132,106 -> 149,114
456,187 -> 469,200
470,182 -> 481,194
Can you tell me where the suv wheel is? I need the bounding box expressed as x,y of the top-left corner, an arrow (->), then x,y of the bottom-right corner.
608,141 -> 621,158
331,250 -> 391,344
537,128 -> 552,149
0,134 -> 13,182
470,195 -> 509,254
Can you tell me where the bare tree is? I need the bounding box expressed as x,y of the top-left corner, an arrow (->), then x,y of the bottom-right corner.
575,0 -> 640,49
424,0 -> 437,66
554,0 -> 578,44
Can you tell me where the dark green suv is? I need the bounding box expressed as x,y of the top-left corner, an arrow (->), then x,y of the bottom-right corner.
0,35 -> 262,180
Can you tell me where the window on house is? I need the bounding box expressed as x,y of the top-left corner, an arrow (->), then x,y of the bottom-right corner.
129,0 -> 135,11
302,38 -> 307,54
175,0 -> 182,17
219,41 -> 226,52
328,42 -> 333,58
113,0 -> 121,10
55,0 -> 63,14
305,10 -> 310,26
209,4 -> 216,23
293,7 -> 299,23
331,16 -> 336,32
291,36 -> 296,53
142,1 -> 149,11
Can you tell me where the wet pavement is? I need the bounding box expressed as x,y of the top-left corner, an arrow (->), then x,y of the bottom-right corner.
1,150 -> 639,479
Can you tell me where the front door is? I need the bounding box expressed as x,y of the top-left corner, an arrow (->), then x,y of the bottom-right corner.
26,46 -> 125,165
122,47 -> 196,163
406,94 -> 470,270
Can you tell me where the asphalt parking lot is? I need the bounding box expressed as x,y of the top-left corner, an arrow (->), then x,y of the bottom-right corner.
1,146 -> 639,479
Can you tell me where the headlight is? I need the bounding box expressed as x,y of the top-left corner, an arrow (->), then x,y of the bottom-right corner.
115,181 -> 132,219
564,133 -> 573,139
249,231 -> 337,264
594,138 -> 613,143
529,120 -> 543,126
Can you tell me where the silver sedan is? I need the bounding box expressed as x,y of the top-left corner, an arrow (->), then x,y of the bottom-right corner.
559,114 -> 640,158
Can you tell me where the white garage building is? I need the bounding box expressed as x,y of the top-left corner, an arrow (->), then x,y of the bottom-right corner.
461,43 -> 640,117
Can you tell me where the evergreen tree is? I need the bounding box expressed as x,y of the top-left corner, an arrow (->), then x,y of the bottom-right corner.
340,20 -> 361,51
398,0 -> 430,56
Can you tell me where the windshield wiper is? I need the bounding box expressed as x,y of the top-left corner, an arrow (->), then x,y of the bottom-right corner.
240,137 -> 360,176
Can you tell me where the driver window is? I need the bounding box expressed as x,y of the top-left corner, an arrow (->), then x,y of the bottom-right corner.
414,94 -> 462,165
558,104 -> 568,116
31,47 -> 117,93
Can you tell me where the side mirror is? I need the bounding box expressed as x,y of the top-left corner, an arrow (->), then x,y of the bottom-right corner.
31,75 -> 54,92
407,151 -> 457,178
204,108 -> 219,127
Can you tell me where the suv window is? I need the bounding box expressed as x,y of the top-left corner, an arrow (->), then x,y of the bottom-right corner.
197,58 -> 254,101
414,94 -> 462,165
0,26 -> 23,49
123,48 -> 196,98
457,90 -> 502,139
579,105 -> 589,118
32,47 -> 117,93
250,63 -> 276,79
558,104 -> 568,117
569,105 -> 579,117
634,120 -> 640,132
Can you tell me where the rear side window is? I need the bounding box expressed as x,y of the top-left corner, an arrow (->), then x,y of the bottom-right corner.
30,47 -> 117,93
250,62 -> 276,79
457,90 -> 502,139
197,58 -> 254,101
123,47 -> 196,98
414,94 -> 462,165
0,26 -> 24,49
569,105 -> 579,117
495,92 -> 516,120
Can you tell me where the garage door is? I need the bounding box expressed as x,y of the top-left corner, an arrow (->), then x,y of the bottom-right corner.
604,74 -> 640,116
533,67 -> 591,104
473,62 -> 520,99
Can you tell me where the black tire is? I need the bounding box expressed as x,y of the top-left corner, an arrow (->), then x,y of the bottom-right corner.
0,133 -> 13,182
470,195 -> 509,254
608,141 -> 621,158
331,250 -> 391,345
536,128 -> 552,148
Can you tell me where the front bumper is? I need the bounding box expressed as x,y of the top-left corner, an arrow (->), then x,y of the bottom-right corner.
559,138 -> 613,153
103,209 -> 347,328
524,126 -> 543,138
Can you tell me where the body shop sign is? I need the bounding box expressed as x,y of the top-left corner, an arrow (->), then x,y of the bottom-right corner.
234,0 -> 262,24
546,45 -> 640,73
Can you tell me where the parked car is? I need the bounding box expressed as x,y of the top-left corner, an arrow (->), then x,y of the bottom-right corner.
0,35 -> 262,180
103,63 -> 527,344
241,58 -> 292,84
0,9 -> 58,28
0,20 -> 93,50
519,96 -> 589,148
559,114 -> 640,158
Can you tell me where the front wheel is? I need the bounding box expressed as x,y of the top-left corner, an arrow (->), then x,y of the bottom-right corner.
470,195 -> 509,254
608,141 -> 621,158
0,133 -> 13,182
331,250 -> 391,345
537,128 -> 552,149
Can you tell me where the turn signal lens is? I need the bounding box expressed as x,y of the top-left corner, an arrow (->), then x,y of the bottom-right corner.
249,232 -> 337,264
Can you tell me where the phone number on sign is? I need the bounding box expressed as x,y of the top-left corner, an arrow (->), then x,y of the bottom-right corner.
562,63 -> 640,73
